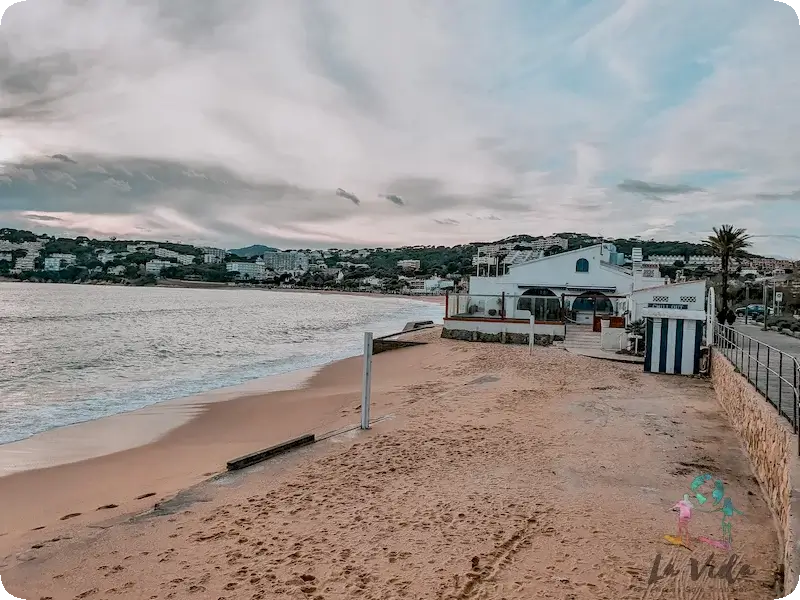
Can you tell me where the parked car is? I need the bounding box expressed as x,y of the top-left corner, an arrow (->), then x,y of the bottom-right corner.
734,304 -> 773,317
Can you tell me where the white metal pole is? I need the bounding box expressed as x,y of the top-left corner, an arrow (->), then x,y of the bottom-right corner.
361,332 -> 373,430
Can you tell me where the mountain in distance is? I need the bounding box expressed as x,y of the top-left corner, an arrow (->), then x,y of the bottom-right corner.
227,244 -> 279,258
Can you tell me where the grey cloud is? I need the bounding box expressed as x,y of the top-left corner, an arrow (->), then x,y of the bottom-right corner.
336,188 -> 360,205
381,194 -> 404,206
383,177 -> 530,214
754,190 -> 800,201
617,179 -> 704,196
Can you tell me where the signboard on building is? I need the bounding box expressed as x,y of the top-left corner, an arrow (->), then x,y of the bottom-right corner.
776,291 -> 783,303
648,303 -> 689,310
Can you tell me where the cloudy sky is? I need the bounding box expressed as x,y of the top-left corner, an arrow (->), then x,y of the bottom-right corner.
0,0 -> 798,256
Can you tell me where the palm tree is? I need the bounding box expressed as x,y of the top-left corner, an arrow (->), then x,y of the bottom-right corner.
704,225 -> 751,316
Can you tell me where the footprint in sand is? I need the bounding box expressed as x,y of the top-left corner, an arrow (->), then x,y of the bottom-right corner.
97,504 -> 119,510
135,493 -> 156,500
60,513 -> 81,520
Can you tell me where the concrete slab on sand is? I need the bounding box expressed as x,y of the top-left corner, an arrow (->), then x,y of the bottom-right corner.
1,335 -> 782,600
567,347 -> 646,364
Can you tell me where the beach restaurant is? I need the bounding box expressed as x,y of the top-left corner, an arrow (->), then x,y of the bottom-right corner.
443,243 -> 668,344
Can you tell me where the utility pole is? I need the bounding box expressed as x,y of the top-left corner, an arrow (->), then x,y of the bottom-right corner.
772,281 -> 777,316
763,281 -> 768,331
744,284 -> 749,325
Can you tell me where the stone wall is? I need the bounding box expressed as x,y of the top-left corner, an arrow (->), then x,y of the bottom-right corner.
441,328 -> 564,346
372,338 -> 427,355
710,349 -> 800,593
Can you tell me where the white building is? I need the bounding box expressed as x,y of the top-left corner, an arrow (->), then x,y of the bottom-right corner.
261,251 -> 309,274
49,253 -> 77,266
202,247 -> 226,259
154,247 -> 179,259
127,243 -> 158,253
687,255 -> 722,271
397,259 -> 421,271
361,276 -> 384,288
176,254 -> 196,265
529,236 -> 569,252
448,244 -> 668,341
0,240 -> 43,254
108,265 -> 126,276
44,257 -> 65,271
226,261 -> 267,280
13,254 -> 37,273
203,248 -> 226,264
0,252 -> 12,262
648,254 -> 685,266
407,275 -> 455,294
145,259 -> 174,275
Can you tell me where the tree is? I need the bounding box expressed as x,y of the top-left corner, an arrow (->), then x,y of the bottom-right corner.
704,225 -> 751,316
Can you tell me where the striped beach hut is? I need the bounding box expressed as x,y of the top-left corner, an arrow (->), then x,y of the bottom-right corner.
642,308 -> 707,375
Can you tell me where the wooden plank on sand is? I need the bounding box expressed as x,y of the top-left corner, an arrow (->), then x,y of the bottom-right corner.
226,434 -> 316,471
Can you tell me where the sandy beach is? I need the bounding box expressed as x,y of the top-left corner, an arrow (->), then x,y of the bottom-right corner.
1,328 -> 782,599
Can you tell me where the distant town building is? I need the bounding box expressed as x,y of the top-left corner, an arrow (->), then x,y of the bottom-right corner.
46,253 -> 77,269
687,255 -> 722,270
226,261 -> 267,280
13,254 -> 37,273
406,275 -> 454,294
648,254 -> 686,266
201,247 -> 226,259
154,247 -> 179,259
145,259 -> 174,275
44,257 -> 64,271
261,251 -> 309,274
108,265 -> 126,276
361,276 -> 384,287
397,259 -> 421,271
530,236 -> 569,252
127,243 -> 158,253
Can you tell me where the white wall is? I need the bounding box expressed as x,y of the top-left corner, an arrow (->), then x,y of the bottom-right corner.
469,245 -> 634,297
600,326 -> 627,351
444,318 -> 564,338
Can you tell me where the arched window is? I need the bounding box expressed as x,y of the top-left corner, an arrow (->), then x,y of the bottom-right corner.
576,258 -> 589,273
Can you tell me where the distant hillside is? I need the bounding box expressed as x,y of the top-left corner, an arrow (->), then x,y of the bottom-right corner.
477,232 -> 764,260
227,244 -> 279,258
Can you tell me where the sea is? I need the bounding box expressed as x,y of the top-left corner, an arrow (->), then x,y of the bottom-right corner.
0,283 -> 443,446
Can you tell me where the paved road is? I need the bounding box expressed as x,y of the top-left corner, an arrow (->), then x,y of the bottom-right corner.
716,321 -> 800,425
734,320 -> 800,361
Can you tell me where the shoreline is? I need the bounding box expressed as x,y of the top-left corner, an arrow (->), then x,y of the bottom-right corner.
0,367 -> 319,477
0,330 -> 441,557
0,278 -> 449,303
1,284 -> 444,455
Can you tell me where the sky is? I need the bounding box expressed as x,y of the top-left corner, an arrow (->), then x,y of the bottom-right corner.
0,0 -> 799,256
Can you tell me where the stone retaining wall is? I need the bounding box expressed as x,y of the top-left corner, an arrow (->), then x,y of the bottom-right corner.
710,349 -> 800,594
441,328 -> 563,346
372,339 -> 427,355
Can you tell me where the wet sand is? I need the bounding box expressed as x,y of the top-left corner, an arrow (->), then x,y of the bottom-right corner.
1,328 -> 783,599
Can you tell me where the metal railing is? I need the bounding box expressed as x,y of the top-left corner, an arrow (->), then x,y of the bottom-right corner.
714,322 -> 800,441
